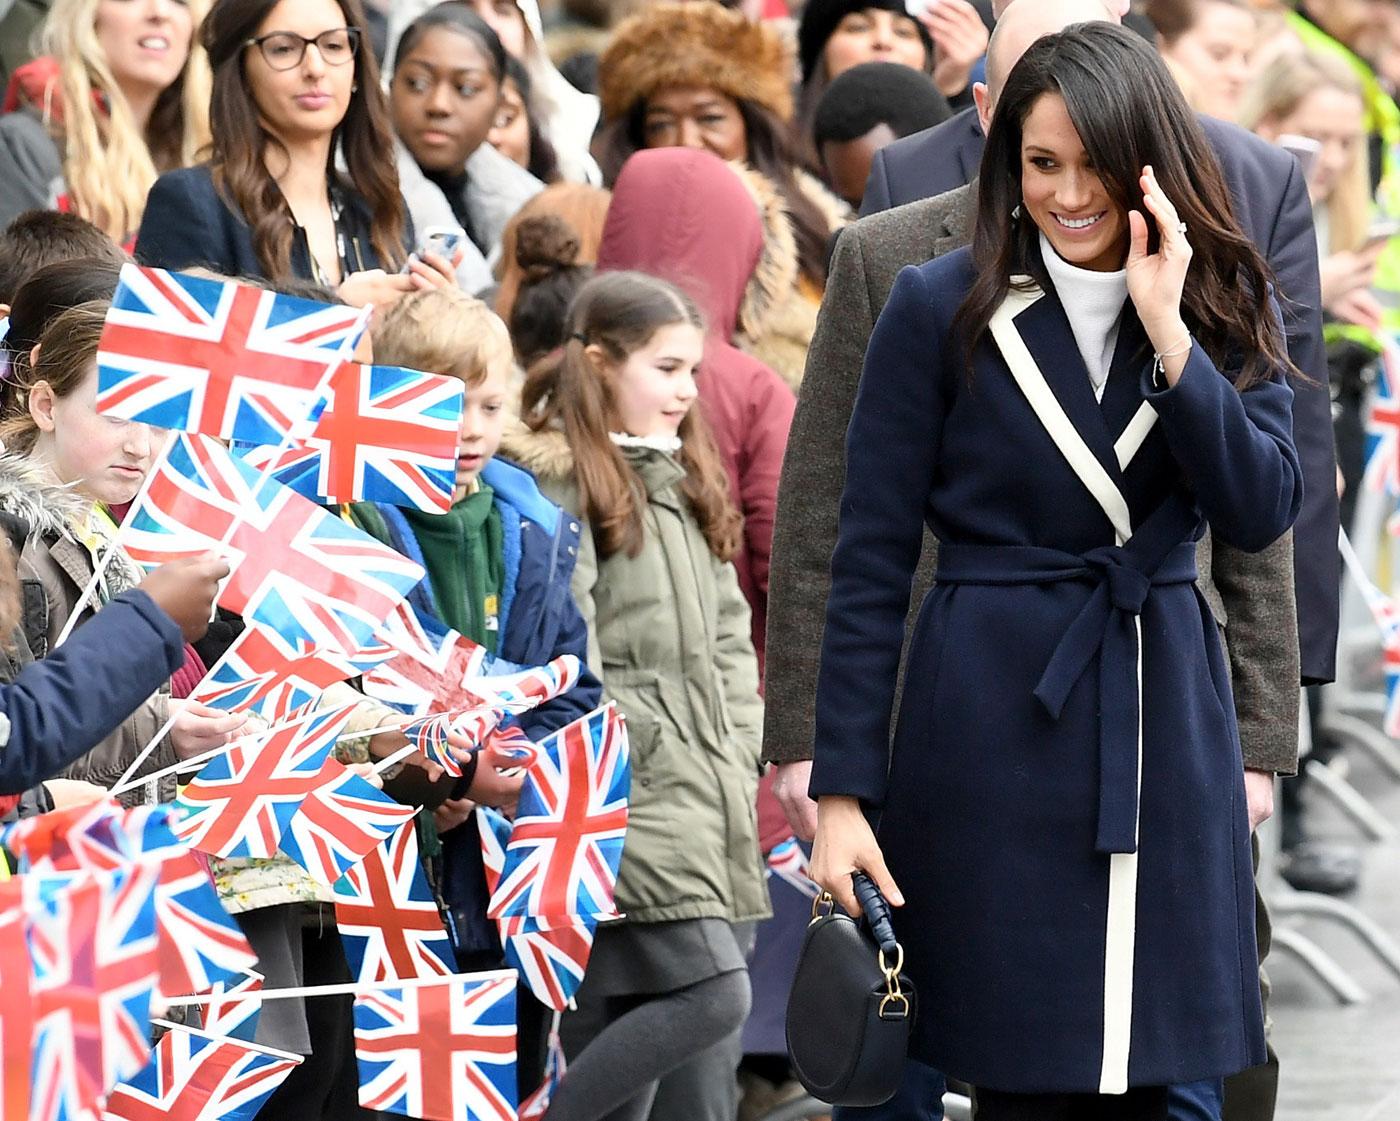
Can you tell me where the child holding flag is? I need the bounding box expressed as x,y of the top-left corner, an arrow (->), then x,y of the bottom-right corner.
347,287 -> 600,1091
0,297 -> 249,799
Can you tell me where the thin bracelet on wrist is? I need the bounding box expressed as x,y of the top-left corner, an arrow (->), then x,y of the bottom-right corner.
1151,332 -> 1192,388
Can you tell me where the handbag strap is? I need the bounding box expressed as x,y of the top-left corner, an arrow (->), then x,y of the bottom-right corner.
852,872 -> 898,957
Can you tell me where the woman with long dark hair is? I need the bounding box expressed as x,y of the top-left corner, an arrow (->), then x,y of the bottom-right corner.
135,0 -> 452,307
809,23 -> 1300,1119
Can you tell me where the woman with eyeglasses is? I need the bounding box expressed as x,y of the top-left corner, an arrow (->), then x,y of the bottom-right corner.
135,0 -> 455,309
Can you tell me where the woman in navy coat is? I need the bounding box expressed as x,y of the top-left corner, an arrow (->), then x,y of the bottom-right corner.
808,24 -> 1302,1120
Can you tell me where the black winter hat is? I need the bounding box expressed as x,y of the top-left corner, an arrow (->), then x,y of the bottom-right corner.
798,0 -> 934,84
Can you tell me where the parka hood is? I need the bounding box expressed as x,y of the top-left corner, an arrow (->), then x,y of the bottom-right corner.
595,148 -> 797,343
0,451 -> 89,541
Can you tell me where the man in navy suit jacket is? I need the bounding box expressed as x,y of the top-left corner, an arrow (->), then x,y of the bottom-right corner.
860,12 -> 1339,693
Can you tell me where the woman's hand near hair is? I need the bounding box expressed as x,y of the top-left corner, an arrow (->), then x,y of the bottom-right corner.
810,795 -> 904,918
337,269 -> 416,311
1126,165 -> 1193,386
922,0 -> 989,98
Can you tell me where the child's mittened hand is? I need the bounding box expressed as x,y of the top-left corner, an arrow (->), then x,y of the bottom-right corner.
139,553 -> 231,642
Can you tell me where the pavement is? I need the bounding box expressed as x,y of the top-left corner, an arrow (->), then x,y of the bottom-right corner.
1267,735 -> 1400,1121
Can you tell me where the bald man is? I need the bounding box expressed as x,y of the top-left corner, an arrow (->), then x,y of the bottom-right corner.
764,1 -> 1325,1119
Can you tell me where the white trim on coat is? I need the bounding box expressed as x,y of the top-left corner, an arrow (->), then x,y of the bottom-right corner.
989,285 -> 1154,1096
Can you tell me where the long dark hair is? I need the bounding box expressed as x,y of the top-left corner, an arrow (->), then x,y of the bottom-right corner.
521,272 -> 741,562
954,22 -> 1291,391
597,99 -> 833,285
203,0 -> 407,280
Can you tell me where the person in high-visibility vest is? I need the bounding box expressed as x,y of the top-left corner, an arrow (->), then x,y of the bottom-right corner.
1288,5 -> 1400,339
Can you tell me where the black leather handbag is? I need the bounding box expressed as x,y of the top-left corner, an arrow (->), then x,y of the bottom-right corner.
785,872 -> 915,1107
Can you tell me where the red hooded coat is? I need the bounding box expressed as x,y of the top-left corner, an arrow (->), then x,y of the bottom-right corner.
596,148 -> 796,673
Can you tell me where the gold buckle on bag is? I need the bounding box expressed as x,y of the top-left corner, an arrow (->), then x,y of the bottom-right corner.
810,892 -> 836,924
878,942 -> 910,1019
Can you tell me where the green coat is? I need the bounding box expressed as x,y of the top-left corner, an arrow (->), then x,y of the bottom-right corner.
505,428 -> 770,926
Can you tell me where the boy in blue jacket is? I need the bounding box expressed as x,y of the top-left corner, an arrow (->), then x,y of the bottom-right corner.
346,287 -> 601,960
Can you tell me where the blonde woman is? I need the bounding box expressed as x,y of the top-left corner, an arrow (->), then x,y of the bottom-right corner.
0,0 -> 212,244
1239,49 -> 1377,329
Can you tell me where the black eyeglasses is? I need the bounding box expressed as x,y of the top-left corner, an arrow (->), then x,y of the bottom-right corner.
244,27 -> 361,71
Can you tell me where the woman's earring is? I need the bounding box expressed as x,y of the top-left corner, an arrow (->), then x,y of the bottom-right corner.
1011,204 -> 1022,220
352,82 -> 359,93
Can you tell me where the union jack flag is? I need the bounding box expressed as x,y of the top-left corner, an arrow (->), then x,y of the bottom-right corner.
189,619 -> 392,724
103,1023 -> 301,1121
1365,343 -> 1400,494
517,1030 -> 566,1121
96,264 -> 365,445
173,706 -> 355,860
0,882 -> 33,1121
28,867 -> 161,1121
237,362 -> 464,512
155,849 -> 260,999
353,974 -> 517,1121
487,704 -> 629,927
333,821 -> 456,983
400,654 -> 584,778
478,806 -> 597,1010
766,837 -> 820,899
197,972 -> 265,1043
2,803 -> 258,1002
362,604 -> 488,717
279,765 -> 416,885
122,434 -> 424,653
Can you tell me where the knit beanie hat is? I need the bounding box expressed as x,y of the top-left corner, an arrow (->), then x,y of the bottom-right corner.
599,1 -> 794,124
797,0 -> 933,84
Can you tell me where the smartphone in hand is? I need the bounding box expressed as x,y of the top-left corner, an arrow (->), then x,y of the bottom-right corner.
403,225 -> 468,273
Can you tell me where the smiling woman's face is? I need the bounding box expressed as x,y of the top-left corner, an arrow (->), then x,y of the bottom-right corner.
95,0 -> 195,101
1020,91 -> 1128,273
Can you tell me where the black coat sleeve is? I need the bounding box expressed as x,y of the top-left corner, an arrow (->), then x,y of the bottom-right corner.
0,588 -> 184,794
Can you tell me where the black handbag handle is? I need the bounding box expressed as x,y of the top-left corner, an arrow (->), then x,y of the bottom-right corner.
852,872 -> 899,957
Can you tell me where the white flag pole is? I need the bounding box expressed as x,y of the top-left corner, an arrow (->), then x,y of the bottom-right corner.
50,433 -> 176,650
159,968 -> 518,1007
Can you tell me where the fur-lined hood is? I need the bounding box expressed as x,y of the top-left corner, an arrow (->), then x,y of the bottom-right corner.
0,451 -> 90,542
499,421 -> 574,485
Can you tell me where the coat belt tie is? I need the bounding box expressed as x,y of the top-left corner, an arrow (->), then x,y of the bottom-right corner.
935,496 -> 1202,854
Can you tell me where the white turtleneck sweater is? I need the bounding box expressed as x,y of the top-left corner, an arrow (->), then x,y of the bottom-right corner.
1039,232 -> 1128,402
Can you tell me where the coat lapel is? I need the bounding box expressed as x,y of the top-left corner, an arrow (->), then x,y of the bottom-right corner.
990,285 -> 1133,541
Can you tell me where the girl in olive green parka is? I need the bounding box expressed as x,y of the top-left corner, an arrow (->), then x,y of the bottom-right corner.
502,272 -> 767,1121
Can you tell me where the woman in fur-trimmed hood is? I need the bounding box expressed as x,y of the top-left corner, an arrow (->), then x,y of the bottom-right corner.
595,1 -> 849,384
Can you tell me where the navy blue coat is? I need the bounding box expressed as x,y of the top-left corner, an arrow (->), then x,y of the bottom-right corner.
0,588 -> 184,795
135,164 -> 408,281
862,111 -> 1339,685
810,248 -> 1300,1092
